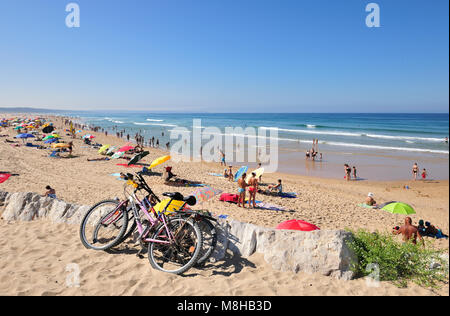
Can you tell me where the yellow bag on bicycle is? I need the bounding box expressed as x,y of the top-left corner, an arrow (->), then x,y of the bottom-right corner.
153,199 -> 185,215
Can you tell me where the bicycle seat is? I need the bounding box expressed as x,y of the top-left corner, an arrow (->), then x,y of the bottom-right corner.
184,195 -> 197,206
163,192 -> 184,201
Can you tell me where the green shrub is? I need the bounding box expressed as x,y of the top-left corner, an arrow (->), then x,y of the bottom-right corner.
346,229 -> 448,288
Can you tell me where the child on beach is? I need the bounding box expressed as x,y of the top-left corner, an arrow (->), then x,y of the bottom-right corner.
421,168 -> 427,180
352,166 -> 357,180
237,173 -> 248,208
248,172 -> 258,208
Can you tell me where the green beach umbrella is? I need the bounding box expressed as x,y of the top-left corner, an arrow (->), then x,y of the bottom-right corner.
381,202 -> 416,215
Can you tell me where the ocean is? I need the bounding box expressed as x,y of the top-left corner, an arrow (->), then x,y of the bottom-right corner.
67,112 -> 449,180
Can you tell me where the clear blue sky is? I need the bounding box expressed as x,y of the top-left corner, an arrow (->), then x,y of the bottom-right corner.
0,0 -> 448,112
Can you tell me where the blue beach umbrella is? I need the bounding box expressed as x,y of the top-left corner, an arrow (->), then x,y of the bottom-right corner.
44,138 -> 59,144
16,133 -> 35,139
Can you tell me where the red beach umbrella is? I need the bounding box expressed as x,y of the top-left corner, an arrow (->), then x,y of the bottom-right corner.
276,219 -> 320,232
118,145 -> 134,152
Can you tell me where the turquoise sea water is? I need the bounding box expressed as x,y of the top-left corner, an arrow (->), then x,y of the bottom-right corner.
70,112 -> 449,155
64,112 -> 449,180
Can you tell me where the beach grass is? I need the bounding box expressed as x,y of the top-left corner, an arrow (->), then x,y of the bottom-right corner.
347,229 -> 449,288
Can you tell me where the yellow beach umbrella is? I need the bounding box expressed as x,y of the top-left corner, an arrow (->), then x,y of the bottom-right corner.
98,144 -> 111,154
149,155 -> 171,169
245,167 -> 265,183
52,143 -> 70,149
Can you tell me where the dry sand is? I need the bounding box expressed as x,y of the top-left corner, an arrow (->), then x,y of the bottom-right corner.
0,115 -> 449,296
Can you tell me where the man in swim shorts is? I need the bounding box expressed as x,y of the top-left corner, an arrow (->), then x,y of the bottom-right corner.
412,163 -> 419,181
44,186 -> 56,199
237,173 -> 248,208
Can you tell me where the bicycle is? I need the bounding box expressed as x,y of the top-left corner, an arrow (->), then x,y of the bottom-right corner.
80,172 -> 203,274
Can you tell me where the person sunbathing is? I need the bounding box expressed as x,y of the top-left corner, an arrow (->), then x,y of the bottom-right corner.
365,193 -> 377,206
424,222 -> 448,239
268,179 -> 283,194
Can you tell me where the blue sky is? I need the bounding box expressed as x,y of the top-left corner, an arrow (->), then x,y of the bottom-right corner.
0,0 -> 448,113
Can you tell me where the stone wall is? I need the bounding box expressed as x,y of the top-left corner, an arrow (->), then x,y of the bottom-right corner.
0,191 -> 356,280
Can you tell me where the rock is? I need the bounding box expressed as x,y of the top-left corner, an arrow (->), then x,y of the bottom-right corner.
1,190 -> 357,280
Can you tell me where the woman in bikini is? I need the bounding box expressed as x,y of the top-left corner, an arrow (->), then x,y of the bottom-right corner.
248,172 -> 258,208
412,163 -> 419,181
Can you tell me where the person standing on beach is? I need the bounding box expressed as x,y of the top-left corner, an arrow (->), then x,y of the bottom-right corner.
412,163 -> 419,181
237,173 -> 248,208
220,150 -> 226,166
228,165 -> 233,182
352,166 -> 357,180
421,168 -> 427,180
344,164 -> 351,181
248,172 -> 258,208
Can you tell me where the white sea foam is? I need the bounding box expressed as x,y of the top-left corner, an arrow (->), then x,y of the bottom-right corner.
260,126 -> 446,143
134,122 -> 177,127
146,119 -> 164,122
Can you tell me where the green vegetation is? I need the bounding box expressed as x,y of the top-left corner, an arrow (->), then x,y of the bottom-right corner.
346,229 -> 448,288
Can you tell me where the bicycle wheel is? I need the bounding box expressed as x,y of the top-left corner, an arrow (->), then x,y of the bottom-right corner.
79,200 -> 128,251
148,217 -> 202,274
118,208 -> 137,244
195,218 -> 217,266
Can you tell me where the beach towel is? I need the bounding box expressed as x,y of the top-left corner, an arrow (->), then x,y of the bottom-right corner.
358,203 -> 376,209
49,151 -> 60,158
116,164 -> 141,168
219,193 -> 239,203
256,202 -> 289,212
208,173 -> 224,177
0,173 -> 11,184
279,192 -> 297,198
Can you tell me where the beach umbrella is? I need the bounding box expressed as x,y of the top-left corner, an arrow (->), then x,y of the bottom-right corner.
83,134 -> 95,139
42,125 -> 55,133
191,186 -> 223,204
106,146 -> 117,155
276,219 -> 320,232
14,126 -> 22,130
15,133 -> 35,139
98,144 -> 111,154
0,173 -> 11,184
43,135 -> 59,141
128,151 -> 149,165
44,138 -> 59,144
52,143 -> 70,149
111,151 -> 125,159
149,155 -> 171,169
381,202 -> 416,215
118,145 -> 134,152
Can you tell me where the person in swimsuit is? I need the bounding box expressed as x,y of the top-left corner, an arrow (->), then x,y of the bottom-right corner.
421,168 -> 427,180
392,217 -> 423,245
344,164 -> 351,181
352,166 -> 357,180
44,185 -> 56,199
228,165 -> 233,182
248,172 -> 258,208
365,192 -> 376,206
412,163 -> 419,181
237,173 -> 248,208
220,150 -> 226,166
305,150 -> 310,160
268,179 -> 283,195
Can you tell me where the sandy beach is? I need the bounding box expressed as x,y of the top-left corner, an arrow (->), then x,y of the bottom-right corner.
1,114 -> 449,296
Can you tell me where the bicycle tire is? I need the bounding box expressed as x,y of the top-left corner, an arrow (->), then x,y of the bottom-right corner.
79,199 -> 128,251
195,218 -> 217,266
147,217 -> 202,275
